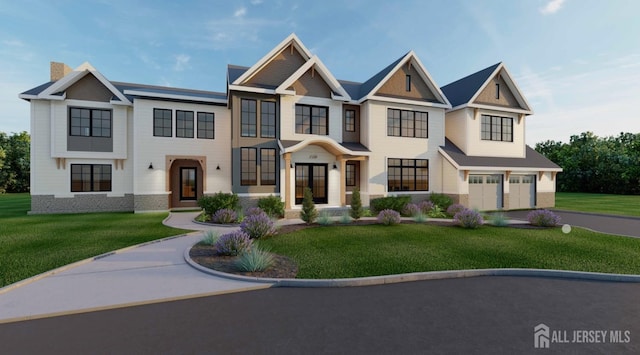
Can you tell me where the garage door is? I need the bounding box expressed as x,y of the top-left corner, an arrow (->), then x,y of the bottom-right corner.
509,175 -> 536,209
468,175 -> 503,211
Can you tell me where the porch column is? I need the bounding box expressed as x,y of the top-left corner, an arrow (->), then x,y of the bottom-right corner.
338,155 -> 346,206
284,153 -> 292,209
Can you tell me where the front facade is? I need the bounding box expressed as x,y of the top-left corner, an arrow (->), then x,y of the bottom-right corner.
20,34 -> 560,214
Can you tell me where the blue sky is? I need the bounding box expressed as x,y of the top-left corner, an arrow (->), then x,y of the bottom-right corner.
1,0 -> 638,144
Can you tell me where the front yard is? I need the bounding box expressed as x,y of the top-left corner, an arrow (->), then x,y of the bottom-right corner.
555,192 -> 640,217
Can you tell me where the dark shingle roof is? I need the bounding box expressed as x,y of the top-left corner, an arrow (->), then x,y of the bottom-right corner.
228,65 -> 249,84
111,82 -> 227,102
339,142 -> 370,152
440,63 -> 500,107
356,53 -> 408,100
440,139 -> 561,170
20,81 -> 56,96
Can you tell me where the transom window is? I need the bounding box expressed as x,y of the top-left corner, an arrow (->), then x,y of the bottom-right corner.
71,164 -> 112,192
241,99 -> 257,137
197,112 -> 215,139
241,148 -> 257,185
69,108 -> 111,137
295,104 -> 328,135
153,109 -> 172,137
344,110 -> 355,132
260,148 -> 277,185
481,115 -> 513,142
176,110 -> 194,138
387,109 -> 428,138
387,158 -> 429,191
261,101 -> 276,138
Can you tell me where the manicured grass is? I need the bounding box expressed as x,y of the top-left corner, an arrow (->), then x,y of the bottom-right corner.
0,193 -> 189,288
555,192 -> 640,217
260,224 -> 640,279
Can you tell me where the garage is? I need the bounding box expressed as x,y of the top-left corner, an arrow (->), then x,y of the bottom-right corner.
468,174 -> 503,210
508,175 -> 536,209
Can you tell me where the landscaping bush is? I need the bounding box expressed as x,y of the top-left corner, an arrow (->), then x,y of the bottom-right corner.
362,208 -> 374,217
257,195 -> 285,218
490,212 -> 509,227
418,200 -> 434,214
349,188 -> 363,220
377,209 -> 401,226
245,207 -> 264,217
211,208 -> 238,224
240,210 -> 277,239
300,187 -> 318,224
201,230 -> 219,246
198,192 -> 240,215
317,211 -> 333,226
215,231 -> 252,256
527,209 -> 561,227
370,196 -> 411,214
446,203 -> 466,216
413,213 -> 427,223
402,203 -> 420,217
234,247 -> 275,272
427,205 -> 447,218
340,212 -> 352,224
429,193 -> 453,210
454,208 -> 484,229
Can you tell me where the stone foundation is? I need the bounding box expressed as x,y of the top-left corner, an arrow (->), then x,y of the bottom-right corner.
536,192 -> 555,209
30,194 -> 134,214
134,194 -> 169,212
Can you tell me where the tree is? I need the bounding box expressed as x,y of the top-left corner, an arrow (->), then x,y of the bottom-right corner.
0,131 -> 30,193
349,187 -> 363,220
300,187 -> 317,224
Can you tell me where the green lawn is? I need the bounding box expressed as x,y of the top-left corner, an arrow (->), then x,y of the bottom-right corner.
555,192 -> 640,217
0,194 -> 189,288
260,224 -> 640,279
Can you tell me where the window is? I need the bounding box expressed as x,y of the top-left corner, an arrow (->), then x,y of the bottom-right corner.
69,108 -> 111,137
260,148 -> 277,185
495,83 -> 500,99
387,159 -> 429,191
481,115 -> 513,142
241,148 -> 257,185
387,109 -> 428,138
176,110 -> 194,138
406,74 -> 411,92
153,109 -> 172,137
295,104 -> 328,135
71,164 -> 111,192
197,112 -> 215,139
346,163 -> 356,186
261,101 -> 276,138
344,110 -> 355,132
241,99 -> 257,137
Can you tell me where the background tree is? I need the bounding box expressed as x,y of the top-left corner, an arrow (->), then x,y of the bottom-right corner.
0,131 -> 30,193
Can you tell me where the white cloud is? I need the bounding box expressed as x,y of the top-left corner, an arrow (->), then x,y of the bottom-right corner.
234,7 -> 247,18
2,39 -> 24,47
250,0 -> 263,4
173,54 -> 190,71
540,0 -> 566,15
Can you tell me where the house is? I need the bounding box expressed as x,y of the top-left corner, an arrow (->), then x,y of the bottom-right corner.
19,33 -> 561,214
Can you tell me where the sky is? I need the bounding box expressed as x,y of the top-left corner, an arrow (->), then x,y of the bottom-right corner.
1,0 -> 639,145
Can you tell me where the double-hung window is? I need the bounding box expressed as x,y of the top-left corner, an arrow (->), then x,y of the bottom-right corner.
481,115 -> 513,142
69,108 -> 111,137
260,148 -> 276,185
295,104 -> 328,135
176,110 -> 194,138
71,164 -> 112,192
153,109 -> 172,137
241,99 -> 257,137
261,101 -> 276,138
197,112 -> 215,139
387,109 -> 428,138
241,148 -> 257,185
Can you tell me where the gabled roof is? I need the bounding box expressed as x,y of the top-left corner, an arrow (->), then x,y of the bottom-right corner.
114,82 -> 227,104
356,53 -> 406,100
275,56 -> 350,100
227,65 -> 249,85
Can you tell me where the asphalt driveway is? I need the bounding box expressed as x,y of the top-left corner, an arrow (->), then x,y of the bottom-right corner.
506,210 -> 640,238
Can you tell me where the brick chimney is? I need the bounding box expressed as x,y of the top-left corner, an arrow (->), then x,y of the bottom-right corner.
50,62 -> 72,81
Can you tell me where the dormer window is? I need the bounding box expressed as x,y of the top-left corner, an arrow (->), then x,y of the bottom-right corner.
495,83 -> 500,99
406,75 -> 411,92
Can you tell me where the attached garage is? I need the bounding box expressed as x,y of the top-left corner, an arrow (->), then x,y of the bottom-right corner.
509,175 -> 536,209
468,174 -> 503,210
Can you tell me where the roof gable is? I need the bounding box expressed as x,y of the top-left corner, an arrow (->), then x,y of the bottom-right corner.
276,56 -> 350,100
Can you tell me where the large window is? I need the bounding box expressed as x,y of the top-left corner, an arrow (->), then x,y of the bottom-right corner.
241,148 -> 257,185
481,115 -> 513,142
260,148 -> 277,185
261,101 -> 276,138
197,112 -> 215,139
176,110 -> 194,138
153,109 -> 172,137
241,99 -> 257,137
387,158 -> 429,191
71,164 -> 112,192
295,104 -> 328,135
387,109 -> 428,138
69,108 -> 111,137
344,110 -> 355,132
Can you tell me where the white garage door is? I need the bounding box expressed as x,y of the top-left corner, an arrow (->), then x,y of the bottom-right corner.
509,175 -> 536,209
468,175 -> 503,211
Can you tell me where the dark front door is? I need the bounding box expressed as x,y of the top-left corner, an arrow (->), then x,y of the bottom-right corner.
180,167 -> 197,200
295,164 -> 327,204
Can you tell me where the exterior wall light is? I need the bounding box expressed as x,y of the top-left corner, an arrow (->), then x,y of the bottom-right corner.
148,163 -> 153,170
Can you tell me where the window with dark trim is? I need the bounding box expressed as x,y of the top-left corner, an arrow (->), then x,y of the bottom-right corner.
495,83 -> 500,99
344,110 -> 355,132
387,108 -> 428,138
241,99 -> 257,137
69,108 -> 112,137
261,101 -> 276,138
197,112 -> 215,139
153,109 -> 172,137
387,158 -> 429,191
71,164 -> 112,192
346,163 -> 356,186
406,75 -> 411,92
481,115 -> 513,142
260,148 -> 276,185
295,104 -> 328,135
241,148 -> 257,185
176,110 -> 194,138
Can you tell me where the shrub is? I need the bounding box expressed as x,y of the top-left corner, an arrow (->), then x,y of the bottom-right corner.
300,187 -> 318,224
198,192 -> 240,215
195,212 -> 210,223
201,230 -> 219,246
429,193 -> 453,210
215,231 -> 252,256
211,208 -> 238,224
413,213 -> 427,223
257,195 -> 285,218
349,188 -> 363,220
377,209 -> 401,226
418,200 -> 434,214
340,212 -> 352,224
245,207 -> 264,217
234,247 -> 275,272
490,212 -> 509,227
454,208 -> 484,229
446,203 -> 466,216
402,203 -> 420,217
370,196 -> 411,214
317,211 -> 333,226
240,211 -> 277,239
427,205 -> 447,218
527,209 -> 561,227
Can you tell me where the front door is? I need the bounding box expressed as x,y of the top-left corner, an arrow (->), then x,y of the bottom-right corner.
295,164 -> 328,204
180,167 -> 197,201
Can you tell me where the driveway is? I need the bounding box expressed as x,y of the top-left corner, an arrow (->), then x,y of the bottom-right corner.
506,210 -> 640,238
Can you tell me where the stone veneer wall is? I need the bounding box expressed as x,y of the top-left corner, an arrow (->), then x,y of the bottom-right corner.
536,192 -> 555,209
30,194 -> 134,214
445,194 -> 469,207
134,194 -> 169,212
